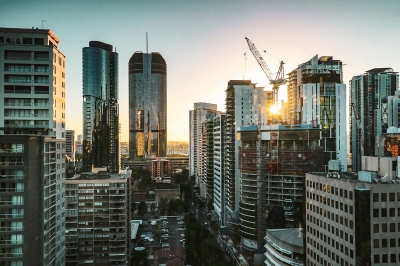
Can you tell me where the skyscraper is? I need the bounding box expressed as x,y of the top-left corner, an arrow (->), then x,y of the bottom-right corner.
82,41 -> 119,173
129,52 -> 167,160
350,68 -> 398,172
189,102 -> 217,184
287,55 -> 347,171
0,27 -> 66,266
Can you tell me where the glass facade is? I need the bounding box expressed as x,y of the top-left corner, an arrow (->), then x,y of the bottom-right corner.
82,41 -> 119,172
129,52 -> 167,159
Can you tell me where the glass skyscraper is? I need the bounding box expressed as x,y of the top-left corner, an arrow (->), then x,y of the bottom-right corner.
82,41 -> 120,173
129,52 -> 167,159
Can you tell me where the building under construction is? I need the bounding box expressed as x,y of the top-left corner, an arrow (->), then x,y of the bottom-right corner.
238,124 -> 323,250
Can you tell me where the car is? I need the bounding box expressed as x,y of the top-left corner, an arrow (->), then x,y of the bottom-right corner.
162,234 -> 169,238
134,247 -> 145,251
140,234 -> 146,238
208,227 -> 211,231
182,244 -> 186,247
179,239 -> 186,242
178,221 -> 184,225
162,243 -> 170,248
177,216 -> 183,221
204,222 -> 208,225
178,227 -> 185,231
180,234 -> 185,237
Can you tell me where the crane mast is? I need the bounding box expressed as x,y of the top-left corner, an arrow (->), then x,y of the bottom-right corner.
245,37 -> 286,106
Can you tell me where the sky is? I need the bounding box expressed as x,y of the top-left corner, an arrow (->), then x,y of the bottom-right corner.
1,0 -> 400,141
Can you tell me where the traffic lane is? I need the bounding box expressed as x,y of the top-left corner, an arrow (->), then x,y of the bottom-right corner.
166,217 -> 184,247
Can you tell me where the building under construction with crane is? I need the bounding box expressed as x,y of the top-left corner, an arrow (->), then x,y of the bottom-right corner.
237,39 -> 348,253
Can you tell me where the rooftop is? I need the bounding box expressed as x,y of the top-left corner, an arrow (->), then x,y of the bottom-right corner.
267,228 -> 303,247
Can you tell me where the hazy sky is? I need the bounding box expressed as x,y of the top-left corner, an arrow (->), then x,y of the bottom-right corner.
1,0 -> 399,141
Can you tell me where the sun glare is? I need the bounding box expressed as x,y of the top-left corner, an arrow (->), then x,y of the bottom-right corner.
270,105 -> 279,114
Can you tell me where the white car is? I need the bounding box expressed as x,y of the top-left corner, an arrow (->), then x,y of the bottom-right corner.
178,227 -> 185,231
177,216 -> 183,221
134,247 -> 145,251
178,221 -> 184,225
180,234 -> 185,237
162,243 -> 170,248
161,234 -> 169,238
179,239 -> 186,242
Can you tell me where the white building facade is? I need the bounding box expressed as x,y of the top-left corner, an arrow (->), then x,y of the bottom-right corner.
189,102 -> 217,185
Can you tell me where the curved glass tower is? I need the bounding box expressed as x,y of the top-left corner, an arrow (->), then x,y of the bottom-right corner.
129,52 -> 167,160
82,41 -> 119,172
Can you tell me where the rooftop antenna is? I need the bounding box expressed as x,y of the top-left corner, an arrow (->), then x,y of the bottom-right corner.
244,52 -> 247,79
41,20 -> 47,29
146,32 -> 148,54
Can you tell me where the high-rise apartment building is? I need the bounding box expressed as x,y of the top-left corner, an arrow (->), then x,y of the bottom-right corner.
224,80 -> 271,224
0,27 -> 66,266
189,102 -> 217,184
129,52 -> 167,160
82,41 -> 119,173
65,129 -> 75,161
65,171 -> 131,265
200,112 -> 218,200
213,113 -> 226,225
287,55 -> 347,171
350,68 -> 398,172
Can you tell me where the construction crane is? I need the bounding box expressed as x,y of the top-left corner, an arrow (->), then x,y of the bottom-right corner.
351,102 -> 364,157
245,37 -> 286,107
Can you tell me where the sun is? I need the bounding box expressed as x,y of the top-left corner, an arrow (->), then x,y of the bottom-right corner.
270,104 -> 279,114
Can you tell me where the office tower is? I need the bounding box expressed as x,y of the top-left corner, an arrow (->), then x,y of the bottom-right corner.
65,171 -> 131,266
238,124 -> 323,250
0,27 -> 66,266
189,102 -> 217,184
224,80 -> 272,225
82,41 -> 119,173
129,52 -> 167,160
287,55 -> 347,171
213,113 -> 226,225
350,68 -> 398,171
306,166 -> 400,266
65,130 -> 75,161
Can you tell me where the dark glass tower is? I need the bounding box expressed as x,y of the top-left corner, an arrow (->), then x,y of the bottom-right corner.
82,41 -> 119,173
129,52 -> 167,159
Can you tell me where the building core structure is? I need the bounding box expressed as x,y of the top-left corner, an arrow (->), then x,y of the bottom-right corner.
129,52 -> 167,160
82,41 -> 119,173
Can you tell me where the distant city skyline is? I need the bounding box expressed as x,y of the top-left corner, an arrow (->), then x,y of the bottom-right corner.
2,0 -> 400,141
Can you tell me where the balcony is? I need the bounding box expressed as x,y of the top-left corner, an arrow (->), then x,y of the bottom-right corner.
0,175 -> 24,180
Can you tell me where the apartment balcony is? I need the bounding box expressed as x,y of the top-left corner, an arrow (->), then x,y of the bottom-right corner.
0,175 -> 24,180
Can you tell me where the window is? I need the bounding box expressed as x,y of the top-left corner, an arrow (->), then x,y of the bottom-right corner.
391,254 -> 396,263
390,223 -> 395,232
382,208 -> 387,217
382,223 -> 387,233
373,209 -> 379,217
374,239 -> 379,248
381,193 -> 387,202
374,224 -> 379,233
373,193 -> 379,202
390,208 -> 395,217
374,255 -> 380,264
390,193 -> 395,201
382,238 -> 388,248
390,238 -> 396,247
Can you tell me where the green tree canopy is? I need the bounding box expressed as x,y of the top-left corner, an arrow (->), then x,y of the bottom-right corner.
137,201 -> 148,218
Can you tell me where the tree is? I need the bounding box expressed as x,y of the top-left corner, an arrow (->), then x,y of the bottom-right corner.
207,200 -> 214,211
131,202 -> 137,213
150,203 -> 156,214
137,201 -> 148,219
198,200 -> 205,209
159,197 -> 168,216
131,249 -> 148,266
